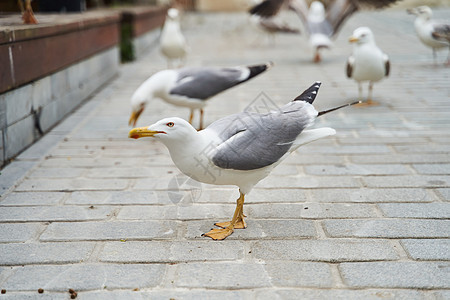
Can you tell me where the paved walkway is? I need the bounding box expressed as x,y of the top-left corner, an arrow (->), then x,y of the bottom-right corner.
1,7 -> 450,300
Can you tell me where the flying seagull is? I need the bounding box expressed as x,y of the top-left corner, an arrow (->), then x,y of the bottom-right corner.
129,62 -> 273,130
129,81 -> 359,240
160,8 -> 188,68
407,6 -> 450,65
346,27 -> 389,105
249,0 -> 400,62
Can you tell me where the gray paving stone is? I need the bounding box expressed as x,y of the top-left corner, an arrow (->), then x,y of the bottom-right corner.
432,290 -> 450,300
1,264 -> 165,291
339,262 -> 450,289
79,290 -> 249,300
67,190 -> 173,205
247,202 -> 376,219
257,175 -> 360,189
0,161 -> 37,196
351,154 -> 450,164
362,175 -> 449,188
15,133 -> 64,161
324,219 -> 450,238
0,242 -> 95,266
436,188 -> 450,201
401,239 -> 450,261
0,192 -> 65,206
15,178 -> 129,192
185,219 -> 316,240
378,203 -> 450,218
0,223 -> 42,242
252,239 -> 398,262
0,292 -> 67,299
117,205 -> 178,220
305,164 -> 409,176
28,168 -> 85,178
174,262 -> 271,289
100,240 -> 244,263
255,289 -> 425,300
85,166 -> 179,178
265,262 -> 332,287
0,206 -> 113,222
310,188 -> 435,203
413,164 -> 450,175
40,220 -> 177,241
248,188 -> 308,203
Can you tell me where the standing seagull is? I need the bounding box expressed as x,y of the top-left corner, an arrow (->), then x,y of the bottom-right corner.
129,62 -> 273,130
160,8 -> 188,68
407,6 -> 450,65
249,0 -> 400,62
129,82 -> 359,240
346,27 -> 389,105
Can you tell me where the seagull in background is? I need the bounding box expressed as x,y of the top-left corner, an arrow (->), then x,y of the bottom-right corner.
407,6 -> 450,65
18,0 -> 38,24
346,27 -> 389,105
129,62 -> 273,130
249,0 -> 400,62
160,8 -> 188,68
129,81 -> 360,240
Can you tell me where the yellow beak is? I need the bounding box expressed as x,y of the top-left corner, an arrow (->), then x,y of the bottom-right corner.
128,127 -> 165,139
349,36 -> 359,43
128,107 -> 144,127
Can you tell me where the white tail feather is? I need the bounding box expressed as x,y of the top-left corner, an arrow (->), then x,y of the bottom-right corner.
291,127 -> 336,151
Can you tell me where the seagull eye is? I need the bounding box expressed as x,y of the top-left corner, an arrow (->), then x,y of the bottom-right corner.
166,122 -> 174,127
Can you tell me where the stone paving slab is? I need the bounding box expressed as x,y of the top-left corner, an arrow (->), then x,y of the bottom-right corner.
0,6 -> 449,298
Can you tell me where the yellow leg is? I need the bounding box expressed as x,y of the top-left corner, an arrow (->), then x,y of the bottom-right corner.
188,109 -> 194,124
202,191 -> 246,240
198,109 -> 204,131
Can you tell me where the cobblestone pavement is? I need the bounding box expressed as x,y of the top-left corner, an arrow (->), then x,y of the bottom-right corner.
1,7 -> 450,300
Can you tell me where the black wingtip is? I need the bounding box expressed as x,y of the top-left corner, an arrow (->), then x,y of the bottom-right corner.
293,81 -> 321,104
247,62 -> 273,80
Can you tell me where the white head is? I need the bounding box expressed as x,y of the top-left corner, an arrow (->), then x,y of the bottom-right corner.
129,117 -> 197,147
167,8 -> 179,20
129,70 -> 172,127
407,6 -> 432,20
349,27 -> 375,45
308,1 -> 325,22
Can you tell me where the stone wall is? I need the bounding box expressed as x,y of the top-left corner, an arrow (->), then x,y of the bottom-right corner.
0,7 -> 167,167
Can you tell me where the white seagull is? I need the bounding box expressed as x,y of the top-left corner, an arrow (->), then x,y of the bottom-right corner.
160,8 -> 188,68
346,27 -> 389,105
129,62 -> 273,130
407,6 -> 450,65
129,82 -> 359,240
249,0 -> 400,62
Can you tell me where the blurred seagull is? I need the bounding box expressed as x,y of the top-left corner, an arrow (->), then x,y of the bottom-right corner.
407,6 -> 450,65
129,81 -> 360,240
160,8 -> 188,68
129,62 -> 273,130
249,0 -> 400,62
346,27 -> 389,105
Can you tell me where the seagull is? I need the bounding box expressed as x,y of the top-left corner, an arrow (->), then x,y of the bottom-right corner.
249,0 -> 400,62
160,8 -> 188,68
346,27 -> 389,105
407,6 -> 450,65
129,81 -> 360,240
129,62 -> 273,130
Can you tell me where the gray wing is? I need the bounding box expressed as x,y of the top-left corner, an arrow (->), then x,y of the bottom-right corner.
432,23 -> 450,43
208,101 -> 316,170
326,0 -> 401,37
170,67 -> 247,100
